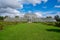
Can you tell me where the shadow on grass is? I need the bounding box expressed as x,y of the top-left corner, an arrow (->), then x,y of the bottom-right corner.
54,25 -> 60,27
46,29 -> 60,33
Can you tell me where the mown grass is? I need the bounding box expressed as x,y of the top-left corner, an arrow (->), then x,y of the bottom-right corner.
0,23 -> 60,40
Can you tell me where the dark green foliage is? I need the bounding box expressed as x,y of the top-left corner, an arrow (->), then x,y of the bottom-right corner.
4,16 -> 8,19
47,29 -> 60,33
0,25 -> 3,30
15,16 -> 19,18
0,16 -> 4,21
54,15 -> 60,27
54,15 -> 60,22
41,22 -> 55,26
55,22 -> 60,27
0,22 -> 4,30
46,16 -> 52,18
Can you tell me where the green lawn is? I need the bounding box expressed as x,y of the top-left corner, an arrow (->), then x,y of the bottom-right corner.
0,23 -> 60,40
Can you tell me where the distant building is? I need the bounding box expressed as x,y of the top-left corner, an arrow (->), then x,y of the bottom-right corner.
24,13 -> 37,22
4,16 -> 20,22
4,13 -> 56,22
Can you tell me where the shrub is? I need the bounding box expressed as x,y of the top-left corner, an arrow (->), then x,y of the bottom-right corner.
0,25 -> 3,30
0,22 -> 4,30
55,22 -> 60,27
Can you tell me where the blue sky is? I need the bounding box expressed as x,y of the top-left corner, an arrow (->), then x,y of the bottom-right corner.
17,0 -> 60,17
0,0 -> 60,17
20,0 -> 60,12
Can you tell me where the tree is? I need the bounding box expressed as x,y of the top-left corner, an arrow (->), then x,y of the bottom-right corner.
4,16 -> 8,18
46,16 -> 52,18
0,16 -> 4,21
54,15 -> 60,22
54,15 -> 60,27
15,16 -> 19,18
15,16 -> 19,23
0,16 -> 4,30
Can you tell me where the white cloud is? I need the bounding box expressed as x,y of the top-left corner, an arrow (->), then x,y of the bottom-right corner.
55,5 -> 60,8
42,11 -> 60,18
57,0 -> 60,2
56,12 -> 60,16
43,6 -> 47,8
34,11 -> 59,18
28,11 -> 32,13
0,7 -> 25,17
35,12 -> 43,17
42,0 -> 48,3
27,11 -> 60,18
0,0 -> 22,8
19,0 -> 48,6
0,0 -> 24,17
